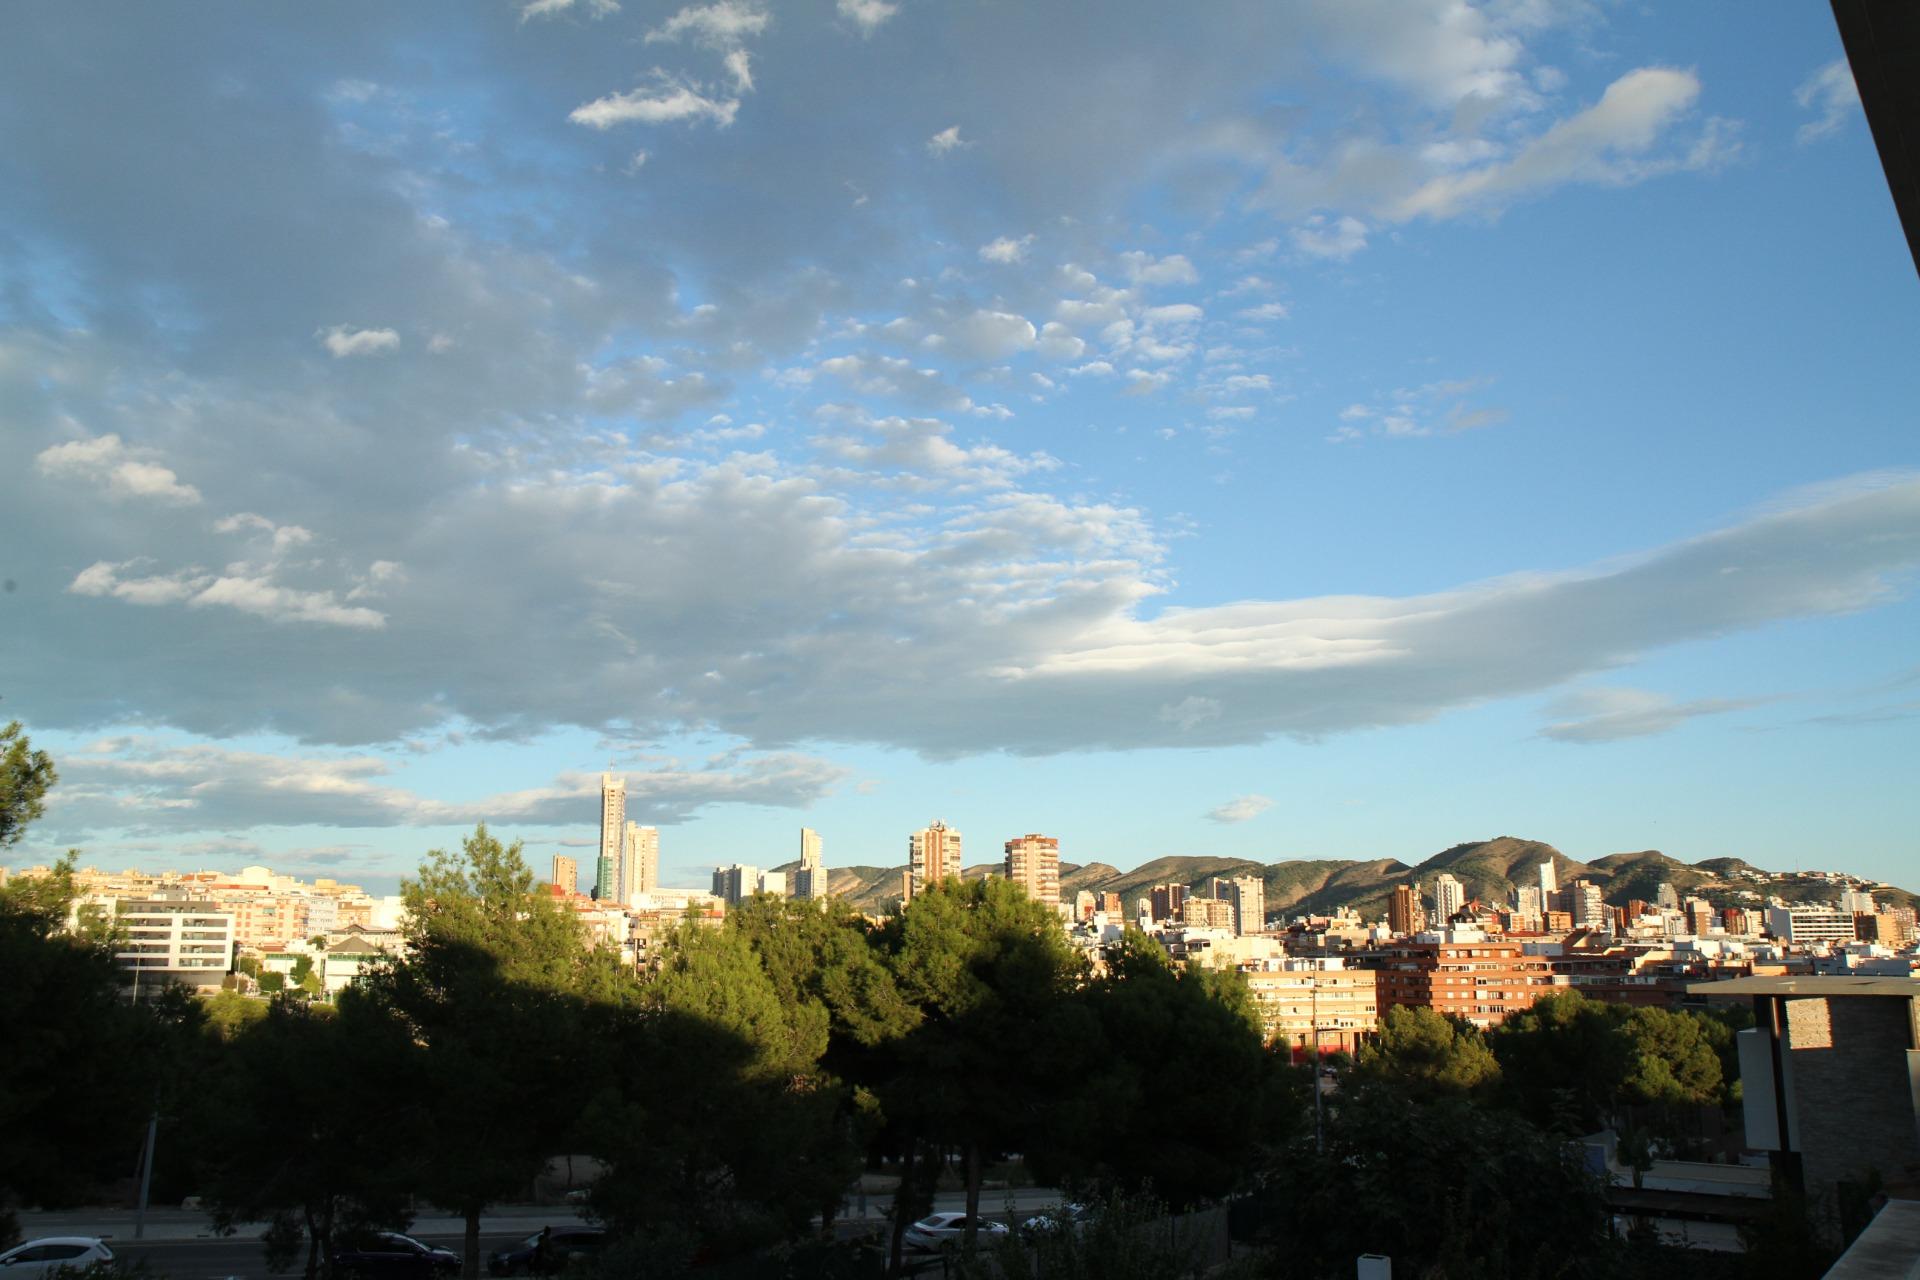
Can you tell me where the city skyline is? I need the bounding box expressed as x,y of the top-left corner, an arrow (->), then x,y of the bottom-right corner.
4,4 -> 1917,892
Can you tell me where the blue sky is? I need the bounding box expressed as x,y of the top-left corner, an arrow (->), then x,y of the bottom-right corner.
4,1 -> 1916,893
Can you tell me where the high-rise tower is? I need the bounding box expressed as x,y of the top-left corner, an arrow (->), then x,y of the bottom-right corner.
907,821 -> 963,898
622,823 -> 659,900
796,827 -> 826,899
1003,833 -> 1060,906
596,772 -> 625,901
1388,883 -> 1423,936
1215,875 -> 1266,936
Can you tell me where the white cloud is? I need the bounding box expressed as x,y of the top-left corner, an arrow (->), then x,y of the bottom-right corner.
1291,215 -> 1368,260
569,74 -> 741,129
1540,687 -> 1766,743
1035,322 -> 1086,361
36,434 -> 203,506
43,739 -> 849,837
1394,67 -> 1709,220
519,0 -> 619,20
1159,695 -> 1222,731
809,352 -> 975,410
1332,376 -> 1507,441
70,560 -> 387,629
318,325 -> 401,358
979,235 -> 1034,264
927,125 -> 966,155
645,2 -> 769,48
1207,793 -> 1273,823
1120,251 -> 1198,286
1794,59 -> 1860,145
723,49 -> 754,93
947,309 -> 1037,362
836,0 -> 898,34
811,413 -> 1051,488
1235,302 -> 1291,321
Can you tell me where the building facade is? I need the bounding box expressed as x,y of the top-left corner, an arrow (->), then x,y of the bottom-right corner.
796,827 -> 826,900
1433,873 -> 1465,925
597,772 -> 625,901
620,822 -> 659,902
1241,959 -> 1379,1057
1214,875 -> 1266,937
1388,883 -> 1422,936
908,822 -> 964,898
552,855 -> 578,897
1149,883 -> 1189,924
1368,933 -> 1552,1028
1765,906 -> 1857,946
114,896 -> 236,991
712,864 -> 759,905
1003,833 -> 1061,906
1185,897 -> 1235,929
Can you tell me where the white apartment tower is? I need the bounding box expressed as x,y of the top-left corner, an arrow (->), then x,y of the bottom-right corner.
1433,873 -> 1466,925
908,821 -> 964,899
796,827 -> 826,900
622,822 -> 659,902
1003,833 -> 1061,906
1214,875 -> 1266,937
1537,858 -> 1558,899
597,772 -> 625,901
713,864 -> 759,905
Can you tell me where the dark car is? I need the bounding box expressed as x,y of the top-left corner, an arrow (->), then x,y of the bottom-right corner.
331,1232 -> 461,1279
486,1227 -> 606,1276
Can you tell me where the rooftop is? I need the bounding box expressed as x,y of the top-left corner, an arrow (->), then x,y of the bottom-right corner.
1688,975 -> 1920,999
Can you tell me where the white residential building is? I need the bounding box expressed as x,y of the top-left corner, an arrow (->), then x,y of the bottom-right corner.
114,896 -> 235,991
795,827 -> 826,900
1765,905 -> 1857,946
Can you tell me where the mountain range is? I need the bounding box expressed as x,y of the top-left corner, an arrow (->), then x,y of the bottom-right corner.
790,836 -> 1918,921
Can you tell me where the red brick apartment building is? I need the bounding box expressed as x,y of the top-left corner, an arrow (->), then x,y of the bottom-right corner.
1368,936 -> 1553,1028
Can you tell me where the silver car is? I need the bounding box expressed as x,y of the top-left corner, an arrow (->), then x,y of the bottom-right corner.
0,1238 -> 114,1277
902,1213 -> 1008,1251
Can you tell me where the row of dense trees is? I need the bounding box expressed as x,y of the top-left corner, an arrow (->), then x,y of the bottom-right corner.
1351,993 -> 1745,1135
1,812 -> 1303,1277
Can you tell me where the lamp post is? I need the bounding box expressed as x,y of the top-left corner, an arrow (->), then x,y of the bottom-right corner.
1310,976 -> 1324,1153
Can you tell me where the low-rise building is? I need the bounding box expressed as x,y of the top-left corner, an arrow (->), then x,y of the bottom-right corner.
1364,929 -> 1551,1028
1241,958 -> 1378,1057
113,895 -> 235,992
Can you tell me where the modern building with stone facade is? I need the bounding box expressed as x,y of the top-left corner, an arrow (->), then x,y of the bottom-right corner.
1699,974 -> 1920,1228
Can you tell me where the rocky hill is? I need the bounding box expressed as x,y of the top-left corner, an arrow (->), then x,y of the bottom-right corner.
805,837 -> 1919,920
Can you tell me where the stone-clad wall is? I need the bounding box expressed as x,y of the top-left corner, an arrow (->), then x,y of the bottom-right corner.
1786,996 -> 1920,1213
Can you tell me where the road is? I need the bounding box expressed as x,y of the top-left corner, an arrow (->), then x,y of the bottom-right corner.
14,1190 -> 1067,1279
13,1210 -> 576,1280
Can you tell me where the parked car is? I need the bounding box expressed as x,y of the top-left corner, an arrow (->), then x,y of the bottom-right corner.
902,1213 -> 1009,1252
486,1227 -> 606,1276
330,1232 -> 460,1279
1020,1202 -> 1091,1236
0,1239 -> 114,1277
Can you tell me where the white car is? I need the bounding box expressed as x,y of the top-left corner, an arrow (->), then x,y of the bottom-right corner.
902,1213 -> 1009,1251
1021,1202 -> 1091,1235
0,1238 -> 114,1277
